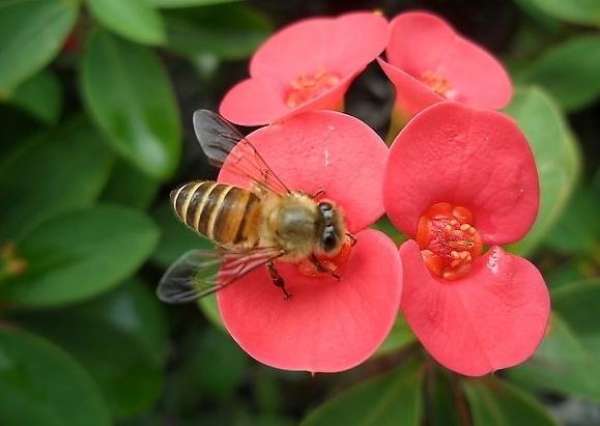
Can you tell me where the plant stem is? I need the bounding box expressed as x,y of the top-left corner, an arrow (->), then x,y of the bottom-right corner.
450,373 -> 473,426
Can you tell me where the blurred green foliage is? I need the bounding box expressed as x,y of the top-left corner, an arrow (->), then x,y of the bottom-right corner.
505,86 -> 580,256
464,378 -> 559,426
0,0 -> 79,96
81,29 -> 181,179
0,328 -> 111,426
20,280 -> 167,418
301,360 -> 424,426
0,0 -> 599,425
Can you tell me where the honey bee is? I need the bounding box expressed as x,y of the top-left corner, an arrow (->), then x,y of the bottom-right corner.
157,110 -> 352,304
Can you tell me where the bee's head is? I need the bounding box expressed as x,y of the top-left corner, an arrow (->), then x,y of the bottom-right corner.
316,201 -> 345,256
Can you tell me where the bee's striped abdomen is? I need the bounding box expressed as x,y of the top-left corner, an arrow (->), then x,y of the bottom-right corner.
170,181 -> 261,247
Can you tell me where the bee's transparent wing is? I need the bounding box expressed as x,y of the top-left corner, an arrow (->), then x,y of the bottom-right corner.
193,109 -> 290,195
157,247 -> 285,304
156,250 -> 220,304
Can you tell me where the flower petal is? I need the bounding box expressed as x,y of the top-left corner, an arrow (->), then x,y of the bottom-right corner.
219,110 -> 388,232
250,12 -> 388,81
386,11 -> 512,111
387,12 -> 454,76
218,229 -> 403,372
378,58 -> 442,118
384,102 -> 539,245
219,78 -> 289,126
399,240 -> 550,377
219,74 -> 353,126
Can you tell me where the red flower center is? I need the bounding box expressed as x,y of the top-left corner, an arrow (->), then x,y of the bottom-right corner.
285,70 -> 341,108
420,71 -> 455,98
297,238 -> 353,279
416,202 -> 483,281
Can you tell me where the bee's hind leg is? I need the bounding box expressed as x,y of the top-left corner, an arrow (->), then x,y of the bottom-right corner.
267,261 -> 291,300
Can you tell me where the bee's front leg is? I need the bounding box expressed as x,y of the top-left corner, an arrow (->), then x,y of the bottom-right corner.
309,254 -> 341,280
346,232 -> 357,246
311,188 -> 327,199
267,261 -> 291,300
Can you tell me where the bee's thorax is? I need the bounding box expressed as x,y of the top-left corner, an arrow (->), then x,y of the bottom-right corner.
261,193 -> 318,260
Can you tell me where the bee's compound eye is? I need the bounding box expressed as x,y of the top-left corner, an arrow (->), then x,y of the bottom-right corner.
321,229 -> 338,252
318,202 -> 334,223
318,202 -> 333,212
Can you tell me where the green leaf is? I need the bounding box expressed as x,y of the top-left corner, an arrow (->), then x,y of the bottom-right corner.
151,201 -> 213,267
100,159 -> 160,209
0,205 -> 159,308
0,0 -> 78,96
509,312 -> 600,401
553,280 -> 600,359
254,369 -> 284,414
505,87 -> 580,256
517,0 -> 600,27
164,328 -> 246,418
545,185 -> 600,255
511,0 -> 564,30
8,69 -> 62,124
198,293 -> 224,330
464,377 -> 558,426
86,0 -> 166,45
518,36 -> 600,111
545,258 -> 596,289
82,29 -> 181,179
374,216 -> 407,246
20,280 -> 167,419
151,0 -> 240,7
72,280 -> 168,364
428,369 -> 462,426
119,412 -> 163,426
0,116 -> 114,241
301,361 -> 424,426
0,103 -> 40,155
0,328 -> 111,426
164,3 -> 272,60
166,328 -> 247,413
375,315 -> 415,357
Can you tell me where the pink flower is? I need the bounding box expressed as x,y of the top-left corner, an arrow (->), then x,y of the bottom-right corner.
219,12 -> 389,126
217,111 -> 402,372
378,11 -> 512,125
384,102 -> 550,377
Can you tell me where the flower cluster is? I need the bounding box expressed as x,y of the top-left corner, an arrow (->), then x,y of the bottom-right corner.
213,10 -> 549,376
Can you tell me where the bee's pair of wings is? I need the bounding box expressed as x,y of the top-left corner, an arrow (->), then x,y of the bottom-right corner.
157,110 -> 290,304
